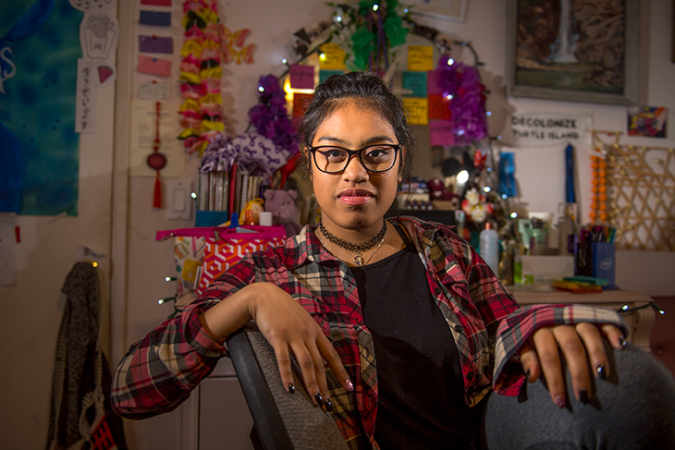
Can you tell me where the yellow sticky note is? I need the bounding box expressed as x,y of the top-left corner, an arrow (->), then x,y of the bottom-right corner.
319,43 -> 346,70
408,45 -> 434,72
403,98 -> 429,125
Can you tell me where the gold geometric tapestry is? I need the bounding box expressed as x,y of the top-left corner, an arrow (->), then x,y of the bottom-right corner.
591,130 -> 675,251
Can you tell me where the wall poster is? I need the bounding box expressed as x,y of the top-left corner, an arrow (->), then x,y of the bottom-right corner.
0,0 -> 83,215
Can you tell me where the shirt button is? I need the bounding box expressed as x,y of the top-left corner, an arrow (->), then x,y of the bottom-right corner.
454,325 -> 463,332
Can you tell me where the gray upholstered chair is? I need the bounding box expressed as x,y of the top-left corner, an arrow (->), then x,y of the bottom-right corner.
228,328 -> 349,450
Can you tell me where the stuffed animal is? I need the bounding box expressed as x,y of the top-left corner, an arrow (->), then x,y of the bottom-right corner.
264,189 -> 302,236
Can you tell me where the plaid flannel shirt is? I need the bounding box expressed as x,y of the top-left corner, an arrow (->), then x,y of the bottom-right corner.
112,217 -> 626,449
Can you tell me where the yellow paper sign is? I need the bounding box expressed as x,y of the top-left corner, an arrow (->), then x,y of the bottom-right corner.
403,98 -> 429,125
407,45 -> 434,72
319,43 -> 346,70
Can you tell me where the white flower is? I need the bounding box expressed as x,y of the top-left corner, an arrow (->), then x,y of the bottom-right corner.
471,205 -> 487,223
466,188 -> 481,206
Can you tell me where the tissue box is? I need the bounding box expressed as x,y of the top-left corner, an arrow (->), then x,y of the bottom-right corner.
514,255 -> 575,285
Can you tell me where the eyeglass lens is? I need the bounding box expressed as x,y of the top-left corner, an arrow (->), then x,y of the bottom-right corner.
313,145 -> 397,173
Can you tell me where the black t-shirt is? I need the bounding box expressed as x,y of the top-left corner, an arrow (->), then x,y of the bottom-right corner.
351,225 -> 483,449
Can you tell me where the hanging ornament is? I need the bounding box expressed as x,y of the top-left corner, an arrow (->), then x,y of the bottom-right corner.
147,101 -> 167,208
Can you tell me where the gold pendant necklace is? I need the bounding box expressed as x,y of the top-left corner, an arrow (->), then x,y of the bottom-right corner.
317,230 -> 387,266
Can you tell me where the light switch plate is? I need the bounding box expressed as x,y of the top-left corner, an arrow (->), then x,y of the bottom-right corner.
166,180 -> 194,220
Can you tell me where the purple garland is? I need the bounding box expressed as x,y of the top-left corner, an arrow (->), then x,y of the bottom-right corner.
436,54 -> 488,147
247,74 -> 299,157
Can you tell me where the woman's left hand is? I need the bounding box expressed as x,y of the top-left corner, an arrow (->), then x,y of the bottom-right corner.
518,323 -> 625,408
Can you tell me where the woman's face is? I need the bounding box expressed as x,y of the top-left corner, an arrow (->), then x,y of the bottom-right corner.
308,101 -> 403,233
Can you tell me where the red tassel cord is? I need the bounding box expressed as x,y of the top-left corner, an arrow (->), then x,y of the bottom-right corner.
147,101 -> 167,208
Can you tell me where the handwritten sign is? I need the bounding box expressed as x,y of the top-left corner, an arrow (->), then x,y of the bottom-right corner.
428,94 -> 451,120
319,70 -> 342,85
510,112 -> 592,147
402,71 -> 427,97
290,64 -> 314,89
293,93 -> 314,118
427,69 -> 443,95
138,80 -> 171,100
403,98 -> 428,125
139,35 -> 173,54
75,58 -> 97,133
137,55 -> 172,77
139,11 -> 171,27
319,43 -> 346,70
141,0 -> 172,6
407,46 -> 433,72
430,120 -> 455,146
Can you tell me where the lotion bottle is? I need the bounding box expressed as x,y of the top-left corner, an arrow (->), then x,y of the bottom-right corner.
480,221 -> 500,275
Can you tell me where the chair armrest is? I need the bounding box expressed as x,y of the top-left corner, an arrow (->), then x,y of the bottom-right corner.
228,328 -> 349,450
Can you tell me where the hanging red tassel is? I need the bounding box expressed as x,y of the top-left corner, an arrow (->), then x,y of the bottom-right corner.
153,170 -> 162,208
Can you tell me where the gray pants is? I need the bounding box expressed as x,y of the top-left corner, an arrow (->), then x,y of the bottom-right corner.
483,342 -> 675,450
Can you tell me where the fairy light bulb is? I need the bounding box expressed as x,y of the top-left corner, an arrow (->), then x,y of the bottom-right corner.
446,94 -> 453,100
258,86 -> 265,92
486,111 -> 492,116
319,52 -> 327,61
372,4 -> 379,11
447,58 -> 455,65
281,58 -> 288,65
457,170 -> 469,184
190,192 -> 197,199
510,212 -> 518,218
336,15 -> 342,22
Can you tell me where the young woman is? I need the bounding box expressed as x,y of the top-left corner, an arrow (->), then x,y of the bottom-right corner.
112,72 -> 675,449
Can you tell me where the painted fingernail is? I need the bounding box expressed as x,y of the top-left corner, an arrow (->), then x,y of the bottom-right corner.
579,390 -> 590,404
325,398 -> 334,412
288,383 -> 295,394
596,365 -> 607,379
345,379 -> 354,391
554,396 -> 566,409
315,392 -> 324,406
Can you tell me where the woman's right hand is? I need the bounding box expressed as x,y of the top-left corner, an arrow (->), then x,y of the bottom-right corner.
248,283 -> 354,409
200,282 -> 353,410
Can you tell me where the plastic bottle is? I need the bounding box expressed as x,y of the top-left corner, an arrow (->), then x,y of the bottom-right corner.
480,222 -> 500,275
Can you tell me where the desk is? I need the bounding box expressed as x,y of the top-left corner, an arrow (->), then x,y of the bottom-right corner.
510,287 -> 655,352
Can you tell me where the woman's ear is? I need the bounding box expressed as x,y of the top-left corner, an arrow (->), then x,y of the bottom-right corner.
397,147 -> 407,182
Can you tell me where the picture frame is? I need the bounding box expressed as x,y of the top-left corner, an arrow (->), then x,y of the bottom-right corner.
507,0 -> 640,105
409,0 -> 468,23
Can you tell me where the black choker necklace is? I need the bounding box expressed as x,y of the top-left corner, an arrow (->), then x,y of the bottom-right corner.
319,221 -> 388,266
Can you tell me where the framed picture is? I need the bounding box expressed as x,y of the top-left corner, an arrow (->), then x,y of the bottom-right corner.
410,0 -> 468,23
507,0 -> 640,105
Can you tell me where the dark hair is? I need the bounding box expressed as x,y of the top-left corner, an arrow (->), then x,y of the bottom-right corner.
297,71 -> 414,179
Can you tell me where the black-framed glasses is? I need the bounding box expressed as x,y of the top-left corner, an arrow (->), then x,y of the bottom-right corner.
309,144 -> 401,174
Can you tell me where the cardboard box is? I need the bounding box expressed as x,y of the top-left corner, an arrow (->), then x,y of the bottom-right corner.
514,255 -> 575,285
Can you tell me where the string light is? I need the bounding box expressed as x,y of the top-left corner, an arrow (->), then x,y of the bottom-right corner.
510,212 -> 518,218
372,4 -> 379,11
483,186 -> 491,192
191,192 -> 197,199
447,58 -> 455,66
281,58 -> 289,66
165,276 -> 177,282
445,94 -> 454,100
258,86 -> 265,92
486,111 -> 492,116
319,52 -> 327,61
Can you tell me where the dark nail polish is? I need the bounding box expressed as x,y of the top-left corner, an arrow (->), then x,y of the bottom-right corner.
596,365 -> 607,379
325,398 -> 334,412
288,383 -> 295,394
579,390 -> 589,404
554,395 -> 566,409
315,392 -> 324,406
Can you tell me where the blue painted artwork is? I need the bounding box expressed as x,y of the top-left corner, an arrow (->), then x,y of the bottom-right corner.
0,0 -> 82,215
